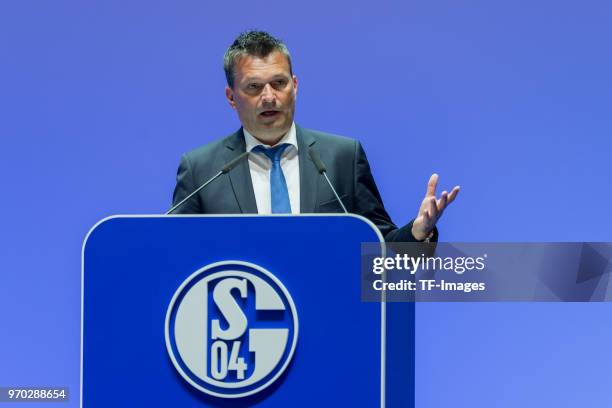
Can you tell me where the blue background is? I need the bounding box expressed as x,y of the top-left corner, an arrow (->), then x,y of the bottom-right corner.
1,0 -> 611,406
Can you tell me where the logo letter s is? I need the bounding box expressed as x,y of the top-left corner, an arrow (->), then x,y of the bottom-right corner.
211,278 -> 248,340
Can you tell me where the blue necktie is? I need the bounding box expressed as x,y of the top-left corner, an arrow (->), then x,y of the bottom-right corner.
253,144 -> 292,213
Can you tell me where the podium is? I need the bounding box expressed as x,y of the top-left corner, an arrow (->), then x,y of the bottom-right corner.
82,215 -> 414,407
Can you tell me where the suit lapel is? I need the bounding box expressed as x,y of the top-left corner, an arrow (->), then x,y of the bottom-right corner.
297,125 -> 319,213
224,128 -> 258,213
224,125 -> 319,214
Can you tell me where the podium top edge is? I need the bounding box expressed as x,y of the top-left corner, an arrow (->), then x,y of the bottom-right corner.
83,213 -> 384,251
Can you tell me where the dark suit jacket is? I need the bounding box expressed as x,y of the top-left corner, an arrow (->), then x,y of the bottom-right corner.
171,125 -> 437,242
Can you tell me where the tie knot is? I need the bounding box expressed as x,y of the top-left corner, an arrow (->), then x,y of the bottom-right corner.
253,143 -> 291,163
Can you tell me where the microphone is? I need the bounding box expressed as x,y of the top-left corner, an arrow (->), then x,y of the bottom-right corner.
308,148 -> 348,214
166,151 -> 250,215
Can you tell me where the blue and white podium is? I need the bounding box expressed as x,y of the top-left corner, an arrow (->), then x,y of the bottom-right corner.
82,215 -> 414,407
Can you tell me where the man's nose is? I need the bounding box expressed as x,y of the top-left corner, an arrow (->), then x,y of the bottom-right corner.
261,83 -> 276,104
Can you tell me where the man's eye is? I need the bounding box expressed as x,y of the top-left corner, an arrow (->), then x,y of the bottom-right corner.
247,83 -> 261,90
273,80 -> 287,87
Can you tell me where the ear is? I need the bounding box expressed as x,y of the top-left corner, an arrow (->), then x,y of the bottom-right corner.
225,86 -> 236,109
292,75 -> 298,97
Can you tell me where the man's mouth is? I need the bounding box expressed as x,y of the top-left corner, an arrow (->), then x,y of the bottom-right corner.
260,110 -> 280,117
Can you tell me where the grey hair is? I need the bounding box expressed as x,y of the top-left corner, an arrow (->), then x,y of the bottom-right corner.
223,30 -> 293,88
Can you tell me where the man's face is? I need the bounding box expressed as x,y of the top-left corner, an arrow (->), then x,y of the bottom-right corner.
225,51 -> 298,145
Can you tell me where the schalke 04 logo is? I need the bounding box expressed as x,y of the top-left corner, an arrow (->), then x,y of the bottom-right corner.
165,260 -> 299,398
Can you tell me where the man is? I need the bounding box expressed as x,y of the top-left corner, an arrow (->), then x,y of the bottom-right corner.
171,31 -> 459,242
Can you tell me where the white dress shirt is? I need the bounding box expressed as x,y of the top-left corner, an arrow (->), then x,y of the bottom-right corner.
243,123 -> 301,214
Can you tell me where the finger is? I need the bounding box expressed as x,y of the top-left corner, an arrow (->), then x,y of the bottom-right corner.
426,173 -> 439,197
447,186 -> 460,204
437,191 -> 448,212
428,196 -> 438,220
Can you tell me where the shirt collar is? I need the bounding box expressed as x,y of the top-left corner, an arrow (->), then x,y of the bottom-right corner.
243,122 -> 298,152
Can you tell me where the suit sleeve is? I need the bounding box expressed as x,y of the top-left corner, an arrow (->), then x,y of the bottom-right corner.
170,153 -> 202,214
352,140 -> 438,243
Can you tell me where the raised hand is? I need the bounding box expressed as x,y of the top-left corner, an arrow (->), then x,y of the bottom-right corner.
411,173 -> 460,241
